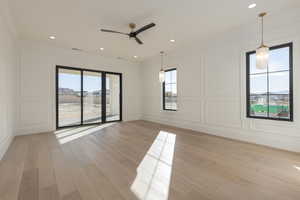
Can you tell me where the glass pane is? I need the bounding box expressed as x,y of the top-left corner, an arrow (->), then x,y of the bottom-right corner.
165,97 -> 177,110
249,95 -> 268,117
249,53 -> 267,74
58,68 -> 81,127
83,71 -> 102,124
106,74 -> 121,121
165,84 -> 172,97
269,95 -> 290,119
171,83 -> 177,97
250,74 -> 267,95
268,71 -> 290,119
269,47 -> 289,72
165,71 -> 172,84
171,70 -> 177,83
165,83 -> 177,110
269,71 -> 289,94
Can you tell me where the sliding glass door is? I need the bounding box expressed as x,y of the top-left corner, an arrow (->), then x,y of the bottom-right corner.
56,66 -> 122,129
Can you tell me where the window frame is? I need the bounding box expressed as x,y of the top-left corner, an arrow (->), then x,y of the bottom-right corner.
56,65 -> 123,129
246,42 -> 293,122
162,68 -> 177,111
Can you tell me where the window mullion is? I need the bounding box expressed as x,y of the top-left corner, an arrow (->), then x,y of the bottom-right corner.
267,64 -> 270,118
102,73 -> 106,123
80,70 -> 84,125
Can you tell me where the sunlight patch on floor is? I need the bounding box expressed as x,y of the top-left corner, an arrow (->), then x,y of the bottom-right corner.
131,131 -> 176,200
294,165 -> 300,171
55,126 -> 97,138
55,123 -> 115,144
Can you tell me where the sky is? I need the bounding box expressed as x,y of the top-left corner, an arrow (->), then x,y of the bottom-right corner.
59,73 -> 111,92
165,70 -> 177,94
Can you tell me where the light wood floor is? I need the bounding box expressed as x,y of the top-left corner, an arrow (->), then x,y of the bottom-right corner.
1,120 -> 300,200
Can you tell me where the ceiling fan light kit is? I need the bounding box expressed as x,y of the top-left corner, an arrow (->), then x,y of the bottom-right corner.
101,22 -> 156,45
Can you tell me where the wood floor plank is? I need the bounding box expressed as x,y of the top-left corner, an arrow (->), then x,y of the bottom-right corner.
51,147 -> 77,198
79,136 -> 140,200
60,142 -> 103,200
38,184 -> 60,200
0,137 -> 28,200
18,168 -> 39,200
61,190 -> 82,200
37,134 -> 56,190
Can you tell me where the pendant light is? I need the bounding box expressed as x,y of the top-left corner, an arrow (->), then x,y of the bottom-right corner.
159,51 -> 165,83
256,12 -> 269,70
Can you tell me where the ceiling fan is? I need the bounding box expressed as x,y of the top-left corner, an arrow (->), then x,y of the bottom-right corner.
100,23 -> 156,45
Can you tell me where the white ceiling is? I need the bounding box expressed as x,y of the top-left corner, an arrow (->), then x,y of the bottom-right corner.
8,0 -> 300,61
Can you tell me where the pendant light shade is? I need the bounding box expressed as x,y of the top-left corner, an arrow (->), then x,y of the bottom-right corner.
256,44 -> 269,69
159,69 -> 165,83
256,12 -> 269,70
159,51 -> 165,83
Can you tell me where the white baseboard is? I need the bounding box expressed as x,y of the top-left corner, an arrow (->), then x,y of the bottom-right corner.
0,135 -> 14,160
142,115 -> 300,153
16,124 -> 54,136
15,113 -> 142,136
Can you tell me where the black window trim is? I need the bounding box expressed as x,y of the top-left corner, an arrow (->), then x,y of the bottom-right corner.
56,65 -> 123,129
246,42 -> 293,122
162,68 -> 177,111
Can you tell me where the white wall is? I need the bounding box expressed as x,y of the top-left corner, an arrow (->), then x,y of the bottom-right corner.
18,40 -> 142,135
141,8 -> 300,152
0,0 -> 19,159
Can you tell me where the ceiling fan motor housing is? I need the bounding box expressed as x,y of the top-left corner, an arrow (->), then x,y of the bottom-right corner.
129,23 -> 136,30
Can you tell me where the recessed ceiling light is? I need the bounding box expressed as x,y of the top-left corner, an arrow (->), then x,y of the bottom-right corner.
248,3 -> 257,9
100,48 -> 104,51
49,36 -> 56,40
170,39 -> 175,43
133,56 -> 138,59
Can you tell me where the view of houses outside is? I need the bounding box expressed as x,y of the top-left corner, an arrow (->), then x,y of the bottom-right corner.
249,46 -> 290,119
249,94 -> 289,118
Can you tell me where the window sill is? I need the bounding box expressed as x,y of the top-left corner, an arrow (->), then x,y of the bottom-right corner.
162,109 -> 177,112
247,116 -> 293,122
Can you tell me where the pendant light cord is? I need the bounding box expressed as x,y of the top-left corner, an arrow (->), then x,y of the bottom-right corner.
259,12 -> 267,46
160,51 -> 164,70
261,15 -> 264,45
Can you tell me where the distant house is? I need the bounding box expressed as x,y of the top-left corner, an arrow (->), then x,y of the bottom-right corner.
250,92 -> 289,117
58,88 -> 76,95
58,88 -> 111,104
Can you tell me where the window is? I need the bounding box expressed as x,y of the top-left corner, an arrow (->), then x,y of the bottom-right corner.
246,43 -> 293,121
56,66 -> 122,129
163,68 -> 177,111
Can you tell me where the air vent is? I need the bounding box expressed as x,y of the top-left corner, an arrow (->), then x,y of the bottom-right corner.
72,48 -> 83,51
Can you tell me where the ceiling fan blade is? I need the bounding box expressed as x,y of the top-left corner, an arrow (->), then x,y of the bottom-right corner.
100,29 -> 129,35
135,37 -> 143,44
134,23 -> 156,35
